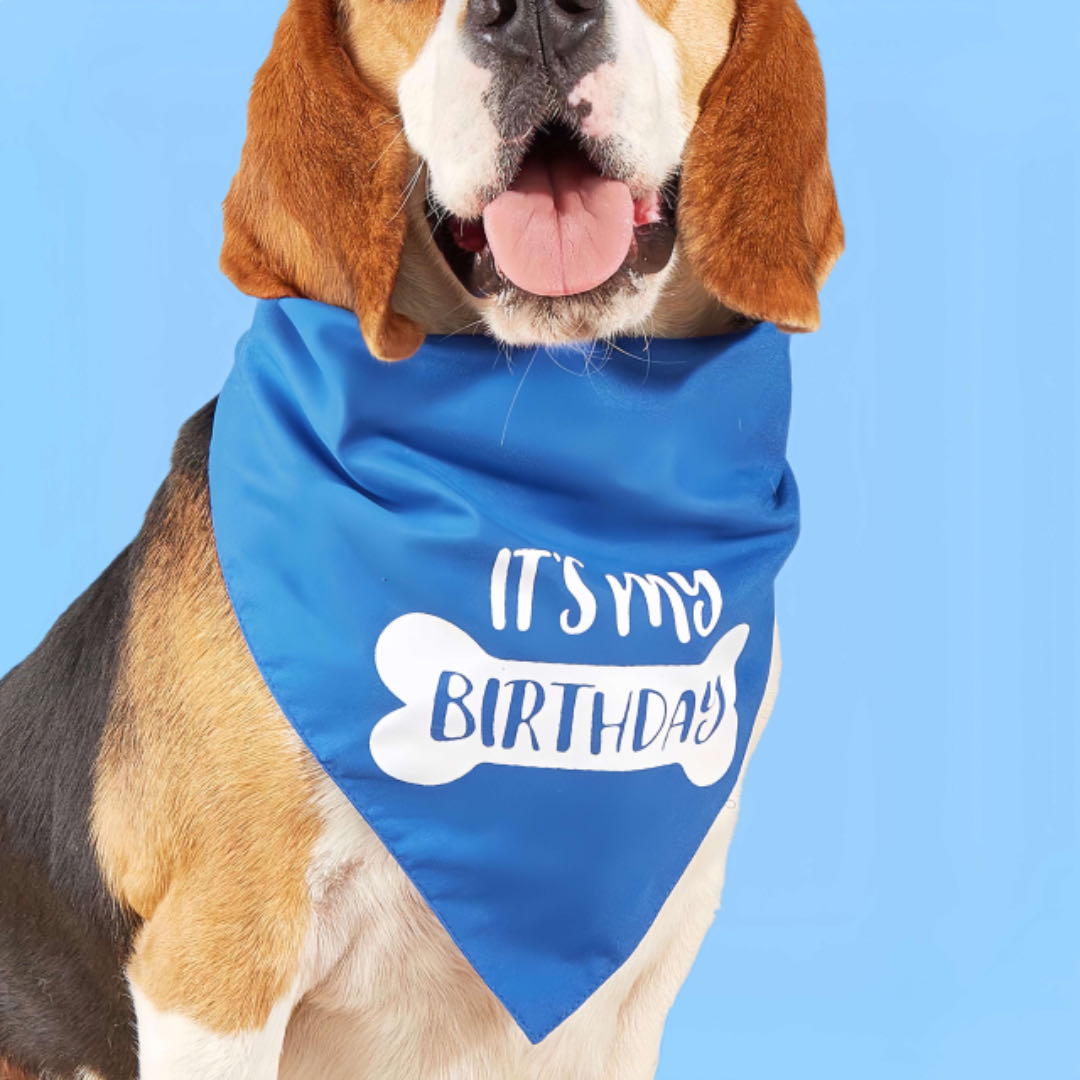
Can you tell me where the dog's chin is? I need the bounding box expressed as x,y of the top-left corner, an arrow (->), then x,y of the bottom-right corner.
477,270 -> 670,346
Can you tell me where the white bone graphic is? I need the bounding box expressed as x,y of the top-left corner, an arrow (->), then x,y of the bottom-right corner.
371,613 -> 749,787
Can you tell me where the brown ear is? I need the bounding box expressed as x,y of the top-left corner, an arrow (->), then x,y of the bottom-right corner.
678,0 -> 844,332
221,0 -> 425,360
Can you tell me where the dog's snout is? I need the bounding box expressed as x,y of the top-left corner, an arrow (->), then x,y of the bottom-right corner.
466,0 -> 603,67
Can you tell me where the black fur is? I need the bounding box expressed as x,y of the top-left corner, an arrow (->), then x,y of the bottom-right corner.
0,402 -> 217,1079
0,545 -> 139,1078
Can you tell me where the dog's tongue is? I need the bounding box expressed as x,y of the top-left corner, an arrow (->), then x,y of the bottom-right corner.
482,154 -> 634,297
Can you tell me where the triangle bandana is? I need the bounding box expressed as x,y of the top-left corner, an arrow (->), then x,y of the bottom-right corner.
209,299 -> 799,1041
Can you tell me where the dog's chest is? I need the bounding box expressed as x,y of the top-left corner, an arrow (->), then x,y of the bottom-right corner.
278,771 -> 742,1080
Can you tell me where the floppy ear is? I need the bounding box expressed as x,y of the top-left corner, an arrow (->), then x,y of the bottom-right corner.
678,0 -> 844,332
221,0 -> 425,360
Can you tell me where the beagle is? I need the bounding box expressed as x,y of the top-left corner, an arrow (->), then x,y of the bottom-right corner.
0,0 -> 842,1077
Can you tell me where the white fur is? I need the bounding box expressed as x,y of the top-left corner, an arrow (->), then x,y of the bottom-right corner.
567,1 -> 689,195
397,0 -> 504,220
131,981 -> 297,1079
132,631 -> 779,1078
399,0 -> 687,211
395,0 -> 692,346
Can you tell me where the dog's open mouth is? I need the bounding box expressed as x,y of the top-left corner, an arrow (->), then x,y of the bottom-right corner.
428,123 -> 678,300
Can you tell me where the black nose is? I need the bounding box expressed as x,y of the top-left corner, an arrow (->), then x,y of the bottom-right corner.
466,0 -> 604,67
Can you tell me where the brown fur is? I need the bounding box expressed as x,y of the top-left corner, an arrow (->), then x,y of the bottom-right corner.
220,0 -> 425,361
642,0 -> 738,125
679,0 -> 844,332
339,0 -> 442,106
91,407 -> 323,1033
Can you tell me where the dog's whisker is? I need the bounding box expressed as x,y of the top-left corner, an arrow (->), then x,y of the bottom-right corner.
589,339 -> 608,377
442,316 -> 488,340
368,127 -> 405,173
389,162 -> 425,221
589,340 -> 610,376
639,335 -> 653,384
432,288 -> 478,322
547,351 -> 589,377
601,339 -> 649,363
365,115 -> 403,134
500,348 -> 536,445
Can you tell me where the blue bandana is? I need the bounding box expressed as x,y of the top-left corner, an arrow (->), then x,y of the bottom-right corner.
209,298 -> 799,1042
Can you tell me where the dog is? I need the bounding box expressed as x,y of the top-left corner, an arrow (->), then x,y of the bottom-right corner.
0,0 -> 842,1076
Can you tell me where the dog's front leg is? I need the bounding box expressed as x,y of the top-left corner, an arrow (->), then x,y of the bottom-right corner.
124,881 -> 310,1080
131,982 -> 295,1080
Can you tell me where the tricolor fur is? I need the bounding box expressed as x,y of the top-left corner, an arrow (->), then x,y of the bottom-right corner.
0,0 -> 841,1075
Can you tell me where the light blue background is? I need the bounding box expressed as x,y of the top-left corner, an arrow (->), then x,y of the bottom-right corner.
1,1 -> 1077,1077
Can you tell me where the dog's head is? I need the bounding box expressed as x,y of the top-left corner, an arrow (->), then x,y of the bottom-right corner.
222,0 -> 842,360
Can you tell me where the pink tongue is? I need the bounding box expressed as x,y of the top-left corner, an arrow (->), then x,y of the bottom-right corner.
481,154 -> 634,297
